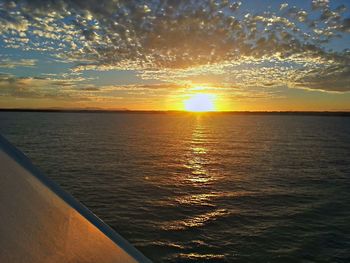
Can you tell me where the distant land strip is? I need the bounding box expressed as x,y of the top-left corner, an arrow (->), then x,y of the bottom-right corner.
1,109 -> 350,117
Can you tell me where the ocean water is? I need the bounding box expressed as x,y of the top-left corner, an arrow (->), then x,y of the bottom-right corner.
1,112 -> 350,262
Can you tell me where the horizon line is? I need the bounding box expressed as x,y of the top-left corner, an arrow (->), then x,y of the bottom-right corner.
1,108 -> 350,116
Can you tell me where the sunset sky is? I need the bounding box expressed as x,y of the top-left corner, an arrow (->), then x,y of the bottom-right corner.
0,0 -> 350,111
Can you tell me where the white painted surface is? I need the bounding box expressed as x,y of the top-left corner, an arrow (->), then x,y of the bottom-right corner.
0,136 -> 151,263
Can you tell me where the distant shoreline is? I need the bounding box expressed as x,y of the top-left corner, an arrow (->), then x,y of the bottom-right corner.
1,109 -> 350,117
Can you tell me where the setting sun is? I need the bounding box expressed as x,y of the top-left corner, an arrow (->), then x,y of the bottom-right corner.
184,94 -> 216,112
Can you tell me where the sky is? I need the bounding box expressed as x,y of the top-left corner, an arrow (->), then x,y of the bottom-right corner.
0,0 -> 350,111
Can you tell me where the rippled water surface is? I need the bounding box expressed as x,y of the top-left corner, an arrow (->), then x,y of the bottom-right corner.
1,112 -> 350,262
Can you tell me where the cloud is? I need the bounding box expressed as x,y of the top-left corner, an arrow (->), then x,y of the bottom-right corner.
294,64 -> 350,92
312,0 -> 330,10
280,3 -> 289,11
0,71 -> 281,104
0,73 -> 88,100
0,58 -> 37,68
340,18 -> 350,32
0,0 -> 349,93
0,71 -> 182,101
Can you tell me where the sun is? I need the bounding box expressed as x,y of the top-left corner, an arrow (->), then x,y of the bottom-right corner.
184,93 -> 216,112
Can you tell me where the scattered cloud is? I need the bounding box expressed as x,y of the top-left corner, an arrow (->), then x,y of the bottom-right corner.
0,58 -> 37,68
0,0 -> 349,101
0,73 -> 88,100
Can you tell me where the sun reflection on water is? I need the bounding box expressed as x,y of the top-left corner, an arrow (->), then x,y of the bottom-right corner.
174,193 -> 218,207
184,116 -> 214,184
160,208 -> 230,231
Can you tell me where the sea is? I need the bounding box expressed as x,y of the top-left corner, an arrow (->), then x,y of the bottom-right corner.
1,111 -> 350,262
